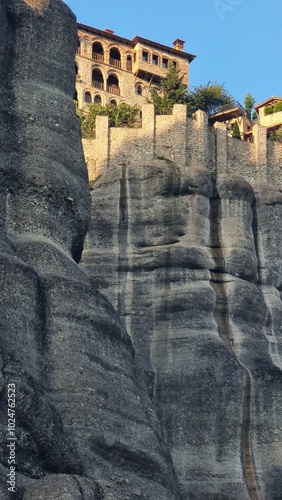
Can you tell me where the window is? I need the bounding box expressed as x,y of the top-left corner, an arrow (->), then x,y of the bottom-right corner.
107,74 -> 120,95
94,94 -> 102,104
133,52 -> 136,62
110,99 -> 117,106
84,91 -> 91,103
136,84 -> 142,96
126,55 -> 132,71
109,48 -> 121,68
92,42 -> 104,62
142,51 -> 149,62
152,54 -> 159,65
92,68 -> 104,90
162,57 -> 168,68
172,60 -> 177,68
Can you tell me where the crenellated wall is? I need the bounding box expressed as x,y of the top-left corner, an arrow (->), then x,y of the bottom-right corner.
82,103 -> 282,186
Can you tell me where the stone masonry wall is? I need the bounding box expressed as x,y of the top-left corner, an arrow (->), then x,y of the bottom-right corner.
82,104 -> 282,187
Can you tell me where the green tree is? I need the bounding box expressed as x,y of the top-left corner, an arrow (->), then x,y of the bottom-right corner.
150,62 -> 188,114
186,82 -> 233,116
243,93 -> 256,119
264,106 -> 274,116
107,102 -> 140,127
232,120 -> 241,139
274,101 -> 282,113
269,126 -> 282,143
77,103 -> 140,137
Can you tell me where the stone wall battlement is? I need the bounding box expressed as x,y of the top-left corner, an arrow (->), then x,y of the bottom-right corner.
82,103 -> 282,186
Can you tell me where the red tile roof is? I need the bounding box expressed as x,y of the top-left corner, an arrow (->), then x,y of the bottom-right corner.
77,23 -> 196,62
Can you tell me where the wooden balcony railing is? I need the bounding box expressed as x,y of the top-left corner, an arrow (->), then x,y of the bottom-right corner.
92,53 -> 104,62
107,84 -> 120,95
210,100 -> 247,117
109,58 -> 121,68
92,81 -> 104,90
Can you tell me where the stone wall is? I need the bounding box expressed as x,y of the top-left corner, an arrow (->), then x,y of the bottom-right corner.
82,104 -> 282,187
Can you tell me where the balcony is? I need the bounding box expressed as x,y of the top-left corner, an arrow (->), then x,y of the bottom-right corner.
107,84 -> 120,95
208,101 -> 248,124
209,101 -> 247,117
260,110 -> 282,129
92,53 -> 104,62
109,58 -> 121,68
92,80 -> 104,90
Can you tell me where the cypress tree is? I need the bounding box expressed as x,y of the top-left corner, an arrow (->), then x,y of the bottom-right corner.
232,120 -> 241,139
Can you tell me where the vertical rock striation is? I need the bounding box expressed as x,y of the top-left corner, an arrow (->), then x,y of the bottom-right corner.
82,163 -> 282,499
0,1 -> 181,499
1,0 -> 282,498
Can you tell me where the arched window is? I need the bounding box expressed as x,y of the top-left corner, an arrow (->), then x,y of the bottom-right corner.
135,84 -> 142,96
109,48 -> 121,68
92,68 -> 104,90
107,74 -> 120,95
84,91 -> 91,103
92,42 -> 104,62
126,55 -> 132,71
94,94 -> 102,104
110,99 -> 117,106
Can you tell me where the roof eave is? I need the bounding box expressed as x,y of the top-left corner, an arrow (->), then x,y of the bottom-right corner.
77,23 -> 196,63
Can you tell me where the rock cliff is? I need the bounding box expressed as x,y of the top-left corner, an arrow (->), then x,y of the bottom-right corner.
1,1 -> 282,499
82,163 -> 282,499
0,1 -> 180,499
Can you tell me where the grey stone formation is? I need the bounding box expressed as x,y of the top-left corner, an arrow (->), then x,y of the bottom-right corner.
0,1 -> 180,499
1,1 -> 282,499
82,163 -> 282,500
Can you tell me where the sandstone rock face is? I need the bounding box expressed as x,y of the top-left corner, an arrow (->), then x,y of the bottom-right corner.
82,162 -> 282,499
0,2 -> 180,499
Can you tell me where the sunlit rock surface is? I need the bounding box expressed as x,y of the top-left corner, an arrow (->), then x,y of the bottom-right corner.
0,1 -> 180,499
1,0 -> 282,498
82,164 -> 282,500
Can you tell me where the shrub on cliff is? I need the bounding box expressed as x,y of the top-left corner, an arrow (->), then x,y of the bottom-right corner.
232,120 -> 241,139
77,103 -> 140,137
274,101 -> 282,113
264,106 -> 274,116
269,126 -> 282,143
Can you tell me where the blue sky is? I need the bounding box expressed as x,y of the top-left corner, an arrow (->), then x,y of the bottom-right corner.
64,0 -> 282,106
